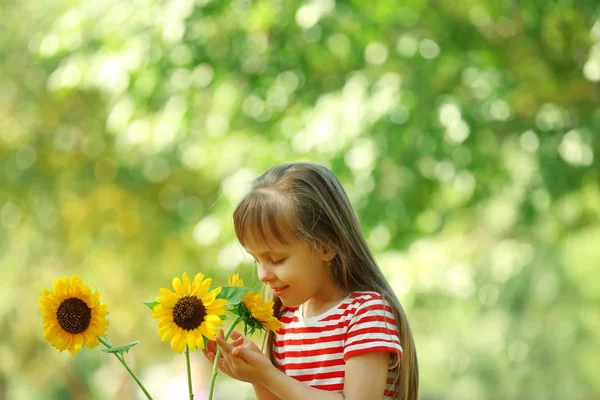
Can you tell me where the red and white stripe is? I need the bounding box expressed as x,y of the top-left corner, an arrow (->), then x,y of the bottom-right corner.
273,292 -> 402,398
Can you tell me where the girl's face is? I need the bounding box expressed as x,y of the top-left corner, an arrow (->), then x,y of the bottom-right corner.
243,234 -> 343,309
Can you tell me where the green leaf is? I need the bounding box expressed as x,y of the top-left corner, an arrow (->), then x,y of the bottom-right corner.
101,341 -> 140,354
219,314 -> 229,320
203,336 -> 209,350
144,301 -> 159,310
210,286 -> 253,305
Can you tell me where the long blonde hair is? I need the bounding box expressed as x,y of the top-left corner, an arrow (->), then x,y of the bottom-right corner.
233,162 -> 418,400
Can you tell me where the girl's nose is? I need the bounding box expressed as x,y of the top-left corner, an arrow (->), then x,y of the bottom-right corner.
257,263 -> 274,283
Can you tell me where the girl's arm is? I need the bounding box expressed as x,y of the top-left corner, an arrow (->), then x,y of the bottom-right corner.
218,332 -> 390,400
260,352 -> 389,400
253,383 -> 281,400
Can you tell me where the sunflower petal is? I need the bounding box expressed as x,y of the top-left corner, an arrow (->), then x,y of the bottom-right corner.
207,307 -> 227,316
95,305 -> 109,317
158,324 -> 174,342
196,335 -> 206,350
71,275 -> 82,286
52,278 -> 64,296
172,277 -> 184,297
262,301 -> 275,309
197,277 -> 212,298
158,288 -> 178,307
150,304 -> 167,318
186,332 -> 197,352
157,295 -> 177,308
39,295 -> 58,309
44,324 -> 58,340
202,330 -> 217,342
228,273 -> 245,287
157,317 -> 174,328
205,298 -> 228,310
182,273 -> 191,295
204,314 -> 222,324
202,287 -> 221,305
69,341 -> 83,355
83,332 -> 97,348
171,330 -> 186,353
90,292 -> 101,306
190,273 -> 204,296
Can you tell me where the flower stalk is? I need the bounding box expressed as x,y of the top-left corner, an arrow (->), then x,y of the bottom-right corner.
98,337 -> 153,400
185,344 -> 194,400
208,315 -> 243,400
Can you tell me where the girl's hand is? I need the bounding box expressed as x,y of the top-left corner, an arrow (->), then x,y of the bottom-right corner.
227,329 -> 263,355
202,335 -> 236,378
214,330 -> 276,384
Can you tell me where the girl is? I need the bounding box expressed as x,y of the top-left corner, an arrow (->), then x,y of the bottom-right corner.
204,162 -> 418,400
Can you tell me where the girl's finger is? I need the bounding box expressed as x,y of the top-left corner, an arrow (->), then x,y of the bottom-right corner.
206,340 -> 217,353
229,330 -> 243,340
202,347 -> 234,376
216,335 -> 234,354
219,357 -> 230,372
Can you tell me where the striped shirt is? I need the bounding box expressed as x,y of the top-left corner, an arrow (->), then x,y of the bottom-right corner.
273,291 -> 402,399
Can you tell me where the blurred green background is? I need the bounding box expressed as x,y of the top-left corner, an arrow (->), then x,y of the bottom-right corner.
1,0 -> 599,399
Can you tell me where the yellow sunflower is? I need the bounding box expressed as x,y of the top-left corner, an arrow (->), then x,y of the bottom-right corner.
151,272 -> 228,353
39,276 -> 109,355
241,291 -> 282,333
228,273 -> 244,286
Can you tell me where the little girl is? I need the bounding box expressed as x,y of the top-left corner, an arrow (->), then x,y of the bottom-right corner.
204,162 -> 418,400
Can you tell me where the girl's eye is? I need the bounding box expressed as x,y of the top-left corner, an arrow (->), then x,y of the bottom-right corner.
272,258 -> 286,265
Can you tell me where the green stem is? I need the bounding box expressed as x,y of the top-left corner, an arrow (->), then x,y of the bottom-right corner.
98,337 -> 153,400
208,316 -> 243,400
185,344 -> 194,400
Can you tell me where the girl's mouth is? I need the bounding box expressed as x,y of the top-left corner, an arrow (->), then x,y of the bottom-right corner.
273,286 -> 289,296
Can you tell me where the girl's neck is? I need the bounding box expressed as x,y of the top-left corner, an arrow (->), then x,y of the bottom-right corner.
302,286 -> 350,318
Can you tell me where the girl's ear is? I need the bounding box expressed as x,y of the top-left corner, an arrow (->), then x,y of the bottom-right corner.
316,242 -> 336,263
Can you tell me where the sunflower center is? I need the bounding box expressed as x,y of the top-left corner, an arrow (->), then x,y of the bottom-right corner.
173,296 -> 206,331
56,298 -> 92,334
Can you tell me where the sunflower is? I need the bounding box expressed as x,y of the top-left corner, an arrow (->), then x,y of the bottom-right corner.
228,273 -> 244,286
151,272 -> 228,353
39,276 -> 109,355
239,291 -> 282,334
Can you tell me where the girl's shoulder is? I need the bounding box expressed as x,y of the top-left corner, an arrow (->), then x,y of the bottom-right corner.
347,291 -> 390,306
348,290 -> 386,299
344,291 -> 395,318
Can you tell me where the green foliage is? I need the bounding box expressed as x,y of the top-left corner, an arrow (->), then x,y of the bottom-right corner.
2,0 -> 599,398
214,285 -> 254,306
144,301 -> 159,310
101,341 -> 140,355
231,301 -> 268,337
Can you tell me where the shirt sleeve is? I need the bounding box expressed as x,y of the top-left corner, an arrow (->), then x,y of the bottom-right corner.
343,294 -> 403,361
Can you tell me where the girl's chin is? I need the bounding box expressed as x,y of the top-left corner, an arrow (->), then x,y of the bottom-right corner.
280,298 -> 301,308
